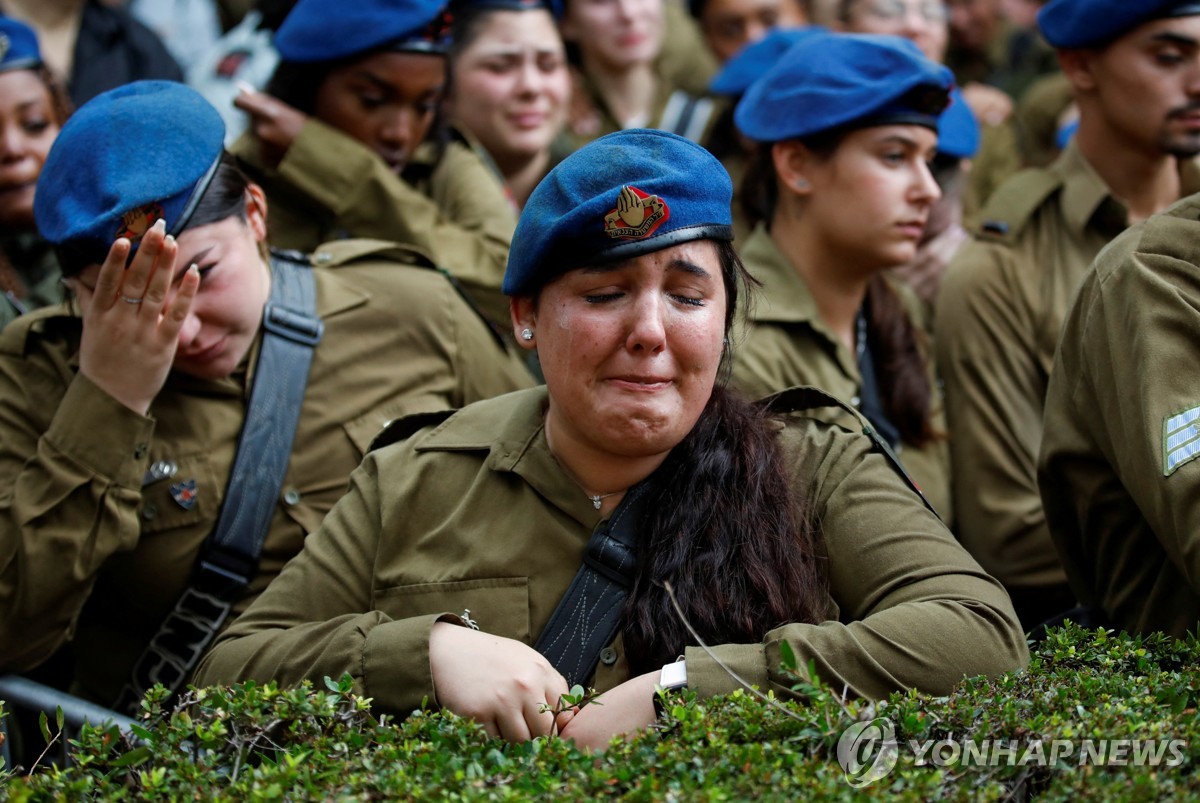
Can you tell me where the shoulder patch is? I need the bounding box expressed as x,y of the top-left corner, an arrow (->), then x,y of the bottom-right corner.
369,408 -> 457,453
974,167 -> 1062,244
1164,405 -> 1200,476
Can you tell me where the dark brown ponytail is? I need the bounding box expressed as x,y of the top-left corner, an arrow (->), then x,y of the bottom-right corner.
865,275 -> 937,447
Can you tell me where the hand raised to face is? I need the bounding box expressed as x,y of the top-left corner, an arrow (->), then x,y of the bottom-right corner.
70,219 -> 200,416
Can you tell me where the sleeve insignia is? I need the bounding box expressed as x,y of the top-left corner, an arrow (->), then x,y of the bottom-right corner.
1163,405 -> 1200,476
604,185 -> 669,240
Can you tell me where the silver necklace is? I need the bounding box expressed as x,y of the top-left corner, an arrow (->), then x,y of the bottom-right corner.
587,490 -> 621,510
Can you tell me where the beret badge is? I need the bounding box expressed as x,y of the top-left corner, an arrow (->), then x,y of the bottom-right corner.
604,185 -> 669,240
116,203 -> 164,242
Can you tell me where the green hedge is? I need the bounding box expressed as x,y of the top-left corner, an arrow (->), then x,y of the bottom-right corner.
4,623 -> 1200,801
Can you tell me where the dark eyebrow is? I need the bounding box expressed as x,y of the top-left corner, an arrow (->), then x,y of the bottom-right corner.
667,258 -> 712,278
174,246 -> 214,282
580,258 -> 713,279
1151,32 -> 1200,49
355,69 -> 444,99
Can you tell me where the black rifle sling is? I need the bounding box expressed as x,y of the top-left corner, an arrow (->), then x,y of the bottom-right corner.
113,253 -> 323,714
534,481 -> 654,688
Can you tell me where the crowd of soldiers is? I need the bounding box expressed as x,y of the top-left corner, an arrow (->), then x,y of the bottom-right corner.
0,0 -> 1196,751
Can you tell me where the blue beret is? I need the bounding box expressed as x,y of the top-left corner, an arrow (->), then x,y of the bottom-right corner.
0,17 -> 41,72
709,26 -> 824,97
735,32 -> 954,142
275,0 -> 452,62
1038,0 -> 1200,49
504,129 -> 733,296
936,88 -> 979,160
35,81 -> 225,256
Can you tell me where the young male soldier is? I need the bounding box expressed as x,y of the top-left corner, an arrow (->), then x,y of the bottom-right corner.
1038,193 -> 1200,638
934,0 -> 1200,631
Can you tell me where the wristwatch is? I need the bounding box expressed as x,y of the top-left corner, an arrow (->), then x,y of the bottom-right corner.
653,660 -> 687,718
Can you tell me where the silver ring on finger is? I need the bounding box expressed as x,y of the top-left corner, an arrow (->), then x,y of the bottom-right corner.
120,295 -> 144,305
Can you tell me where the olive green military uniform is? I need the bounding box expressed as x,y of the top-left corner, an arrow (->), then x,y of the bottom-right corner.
732,224 -> 953,521
935,143 -> 1200,623
0,234 -> 62,333
0,240 -> 533,704
195,386 -> 1027,709
1040,195 -> 1200,638
232,121 -> 517,329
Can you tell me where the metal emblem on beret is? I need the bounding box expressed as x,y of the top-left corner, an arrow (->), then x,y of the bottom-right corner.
604,185 -> 669,240
0,34 -> 9,62
116,203 -> 165,242
169,478 -> 198,510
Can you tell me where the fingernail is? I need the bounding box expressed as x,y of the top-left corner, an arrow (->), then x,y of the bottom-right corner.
165,234 -> 176,245
236,80 -> 255,95
154,218 -> 167,232
188,262 -> 199,274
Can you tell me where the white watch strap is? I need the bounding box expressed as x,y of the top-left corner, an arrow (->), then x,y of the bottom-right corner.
659,659 -> 688,689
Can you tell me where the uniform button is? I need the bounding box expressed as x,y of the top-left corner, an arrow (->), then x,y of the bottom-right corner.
141,503 -> 157,521
850,396 -> 861,407
599,647 -> 617,665
133,443 -> 149,460
282,488 -> 301,506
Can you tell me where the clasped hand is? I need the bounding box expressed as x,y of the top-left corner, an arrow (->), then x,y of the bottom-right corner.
429,622 -> 659,750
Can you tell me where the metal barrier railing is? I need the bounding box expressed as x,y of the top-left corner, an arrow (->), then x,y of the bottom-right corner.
0,675 -> 137,772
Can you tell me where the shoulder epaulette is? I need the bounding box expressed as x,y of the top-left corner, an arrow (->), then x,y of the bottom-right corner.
758,385 -> 939,518
974,167 -> 1063,244
368,408 -> 458,452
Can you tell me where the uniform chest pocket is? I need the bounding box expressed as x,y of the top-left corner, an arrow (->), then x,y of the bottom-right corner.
138,452 -> 220,536
342,396 -> 454,456
374,577 -> 531,643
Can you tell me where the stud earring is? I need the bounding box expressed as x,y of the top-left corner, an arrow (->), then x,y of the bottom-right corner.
792,179 -> 810,191
521,328 -> 534,341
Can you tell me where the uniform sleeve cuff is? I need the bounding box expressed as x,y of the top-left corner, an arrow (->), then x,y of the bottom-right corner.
683,643 -> 769,699
362,612 -> 464,716
44,372 -> 155,489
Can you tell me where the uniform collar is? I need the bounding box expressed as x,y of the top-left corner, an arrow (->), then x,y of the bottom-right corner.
1060,141 -> 1200,237
1057,140 -> 1126,237
415,386 -> 606,528
739,223 -> 862,383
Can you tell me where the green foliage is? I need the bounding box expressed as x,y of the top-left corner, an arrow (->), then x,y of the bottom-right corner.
3,623 -> 1200,800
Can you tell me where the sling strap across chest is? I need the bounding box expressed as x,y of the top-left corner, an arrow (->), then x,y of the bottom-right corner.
113,252 -> 323,715
533,481 -> 655,688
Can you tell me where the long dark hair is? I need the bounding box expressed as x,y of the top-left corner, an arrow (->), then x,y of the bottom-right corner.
535,240 -> 829,673
742,137 -> 938,448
